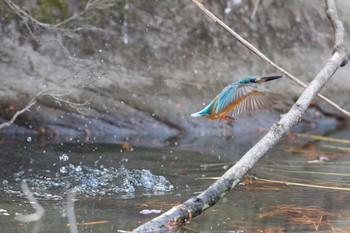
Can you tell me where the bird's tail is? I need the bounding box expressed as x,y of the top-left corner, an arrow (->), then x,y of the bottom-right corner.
191,111 -> 203,117
191,99 -> 215,117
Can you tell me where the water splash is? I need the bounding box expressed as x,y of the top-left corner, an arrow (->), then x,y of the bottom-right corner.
59,154 -> 69,162
5,164 -> 173,200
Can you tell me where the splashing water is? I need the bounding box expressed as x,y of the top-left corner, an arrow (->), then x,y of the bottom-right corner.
5,164 -> 173,200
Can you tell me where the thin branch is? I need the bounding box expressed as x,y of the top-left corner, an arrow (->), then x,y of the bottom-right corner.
0,98 -> 36,129
4,0 -> 52,29
250,0 -> 261,20
134,0 -> 348,231
66,188 -> 79,233
4,0 -> 117,35
0,74 -> 99,130
192,0 -> 350,118
45,91 -> 97,115
325,0 -> 349,66
15,181 -> 45,223
326,0 -> 344,48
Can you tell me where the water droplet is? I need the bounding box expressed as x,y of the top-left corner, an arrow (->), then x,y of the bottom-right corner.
120,158 -> 128,163
60,167 -> 68,174
75,166 -> 82,172
123,34 -> 128,44
59,154 -> 69,162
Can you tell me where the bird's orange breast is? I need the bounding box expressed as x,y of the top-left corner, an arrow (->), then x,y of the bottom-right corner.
204,96 -> 242,120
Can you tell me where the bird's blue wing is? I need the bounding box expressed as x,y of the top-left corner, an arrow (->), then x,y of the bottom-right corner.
214,84 -> 257,114
229,90 -> 275,116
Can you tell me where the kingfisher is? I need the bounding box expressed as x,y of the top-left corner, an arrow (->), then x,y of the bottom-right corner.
191,75 -> 282,121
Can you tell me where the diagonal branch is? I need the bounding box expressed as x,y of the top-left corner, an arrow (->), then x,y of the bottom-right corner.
133,0 -> 348,231
192,0 -> 350,118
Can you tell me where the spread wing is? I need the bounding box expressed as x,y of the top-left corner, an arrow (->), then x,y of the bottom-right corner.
229,90 -> 275,116
214,84 -> 257,114
214,83 -> 275,116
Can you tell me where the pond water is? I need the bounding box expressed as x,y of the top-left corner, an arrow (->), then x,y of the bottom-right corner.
1,122 -> 350,232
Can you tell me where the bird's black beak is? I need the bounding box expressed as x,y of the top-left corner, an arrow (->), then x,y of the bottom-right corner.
255,75 -> 282,83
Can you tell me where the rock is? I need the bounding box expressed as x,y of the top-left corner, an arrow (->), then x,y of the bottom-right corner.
0,0 -> 349,144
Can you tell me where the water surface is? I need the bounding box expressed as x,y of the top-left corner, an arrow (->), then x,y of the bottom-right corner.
1,124 -> 350,232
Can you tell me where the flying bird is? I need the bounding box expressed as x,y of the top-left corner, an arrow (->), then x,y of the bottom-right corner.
191,75 -> 282,121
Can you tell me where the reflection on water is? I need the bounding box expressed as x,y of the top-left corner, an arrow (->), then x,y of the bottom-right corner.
0,124 -> 350,232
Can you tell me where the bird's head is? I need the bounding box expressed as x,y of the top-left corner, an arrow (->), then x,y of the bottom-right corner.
240,75 -> 282,84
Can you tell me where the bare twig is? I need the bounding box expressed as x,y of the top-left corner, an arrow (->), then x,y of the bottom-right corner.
250,0 -> 261,20
0,74 -> 98,130
325,0 -> 349,66
66,188 -> 79,233
326,0 -> 344,48
15,181 -> 45,223
0,98 -> 36,129
4,0 -> 52,29
4,0 -> 116,35
192,0 -> 350,118
45,91 -> 96,115
134,0 -> 348,231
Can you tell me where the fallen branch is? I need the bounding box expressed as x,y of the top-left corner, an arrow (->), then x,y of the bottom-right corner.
134,0 -> 348,231
192,0 -> 350,118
